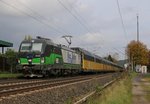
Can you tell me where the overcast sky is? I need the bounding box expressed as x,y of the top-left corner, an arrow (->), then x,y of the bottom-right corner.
0,0 -> 150,59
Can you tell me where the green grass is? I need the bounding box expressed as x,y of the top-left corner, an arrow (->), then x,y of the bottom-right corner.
141,74 -> 150,102
65,98 -> 72,104
0,73 -> 23,78
142,73 -> 150,79
86,73 -> 133,104
131,71 -> 138,78
143,85 -> 150,102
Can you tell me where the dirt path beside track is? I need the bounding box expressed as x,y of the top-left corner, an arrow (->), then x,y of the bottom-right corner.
132,74 -> 150,104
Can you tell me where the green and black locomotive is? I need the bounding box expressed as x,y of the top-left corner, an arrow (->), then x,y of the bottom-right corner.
16,36 -> 81,77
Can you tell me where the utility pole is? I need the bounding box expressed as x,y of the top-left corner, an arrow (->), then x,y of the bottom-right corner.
2,47 -> 5,72
136,14 -> 140,71
137,14 -> 139,42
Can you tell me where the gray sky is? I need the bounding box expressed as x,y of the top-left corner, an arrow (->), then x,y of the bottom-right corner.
0,0 -> 150,59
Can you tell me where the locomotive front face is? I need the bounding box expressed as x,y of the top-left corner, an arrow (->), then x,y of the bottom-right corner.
18,41 -> 44,65
16,40 -> 46,77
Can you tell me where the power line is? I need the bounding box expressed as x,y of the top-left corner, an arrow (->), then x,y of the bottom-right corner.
16,0 -> 71,35
63,0 -> 127,59
137,14 -> 139,42
116,0 -> 128,43
68,0 -> 128,52
57,0 -> 94,34
113,47 -> 125,55
16,0 -> 45,20
58,0 -> 105,46
64,0 -> 90,28
0,0 -> 66,35
66,0 -> 103,33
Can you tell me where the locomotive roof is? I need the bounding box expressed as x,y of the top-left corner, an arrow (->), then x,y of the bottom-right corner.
21,38 -> 56,46
71,47 -> 94,56
71,47 -> 103,61
61,45 -> 76,53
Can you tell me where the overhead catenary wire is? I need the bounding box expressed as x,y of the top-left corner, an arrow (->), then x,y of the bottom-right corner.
11,0 -> 104,46
15,0 -> 44,20
0,0 -> 67,35
65,0 -> 127,58
64,0 -> 92,30
64,0 -> 128,55
113,47 -> 125,55
0,0 -> 104,49
65,0 -> 105,39
116,0 -> 128,43
16,0 -> 71,35
66,0 -> 126,56
57,0 -> 94,35
0,0 -> 128,60
58,0 -> 105,47
65,0 -> 103,34
59,0 -> 127,60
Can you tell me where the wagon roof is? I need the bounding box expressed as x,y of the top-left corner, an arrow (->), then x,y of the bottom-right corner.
21,38 -> 56,46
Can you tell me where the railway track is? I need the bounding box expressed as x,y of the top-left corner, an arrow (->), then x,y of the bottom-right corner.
0,76 -> 92,88
0,73 -> 115,99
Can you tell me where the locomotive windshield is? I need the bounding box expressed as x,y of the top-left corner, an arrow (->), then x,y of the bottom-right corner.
20,43 -> 31,52
32,43 -> 42,52
20,43 -> 43,52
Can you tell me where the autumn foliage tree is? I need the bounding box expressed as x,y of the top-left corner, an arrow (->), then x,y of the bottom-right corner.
126,40 -> 149,65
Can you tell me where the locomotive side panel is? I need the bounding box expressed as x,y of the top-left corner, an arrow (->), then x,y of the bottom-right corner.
61,47 -> 81,70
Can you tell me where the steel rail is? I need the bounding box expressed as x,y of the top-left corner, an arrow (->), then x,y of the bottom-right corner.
0,73 -> 113,98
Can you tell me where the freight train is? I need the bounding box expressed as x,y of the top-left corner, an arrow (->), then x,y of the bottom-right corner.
16,36 -> 123,77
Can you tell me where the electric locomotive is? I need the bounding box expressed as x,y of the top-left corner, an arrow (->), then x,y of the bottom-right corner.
16,36 -> 81,77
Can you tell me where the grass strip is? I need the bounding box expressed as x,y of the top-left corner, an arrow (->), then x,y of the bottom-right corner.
0,73 -> 23,78
141,73 -> 150,102
86,73 -> 132,104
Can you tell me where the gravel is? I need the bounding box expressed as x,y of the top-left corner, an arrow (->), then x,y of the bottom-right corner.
0,75 -> 113,104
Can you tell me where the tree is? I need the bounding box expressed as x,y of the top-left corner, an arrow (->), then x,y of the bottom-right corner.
0,52 -> 4,57
5,48 -> 18,73
0,53 -> 6,71
126,40 -> 149,66
147,51 -> 150,71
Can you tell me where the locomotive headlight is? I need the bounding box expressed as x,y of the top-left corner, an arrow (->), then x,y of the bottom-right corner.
18,59 -> 20,64
28,59 -> 32,62
41,57 -> 44,63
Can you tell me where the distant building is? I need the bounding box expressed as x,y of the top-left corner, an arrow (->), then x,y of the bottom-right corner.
136,65 -> 147,73
135,65 -> 141,72
0,40 -> 13,71
141,66 -> 147,73
0,40 -> 13,53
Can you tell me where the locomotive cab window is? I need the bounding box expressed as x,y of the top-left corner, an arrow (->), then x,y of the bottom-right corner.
32,43 -> 43,52
20,43 -> 43,52
20,43 -> 31,52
